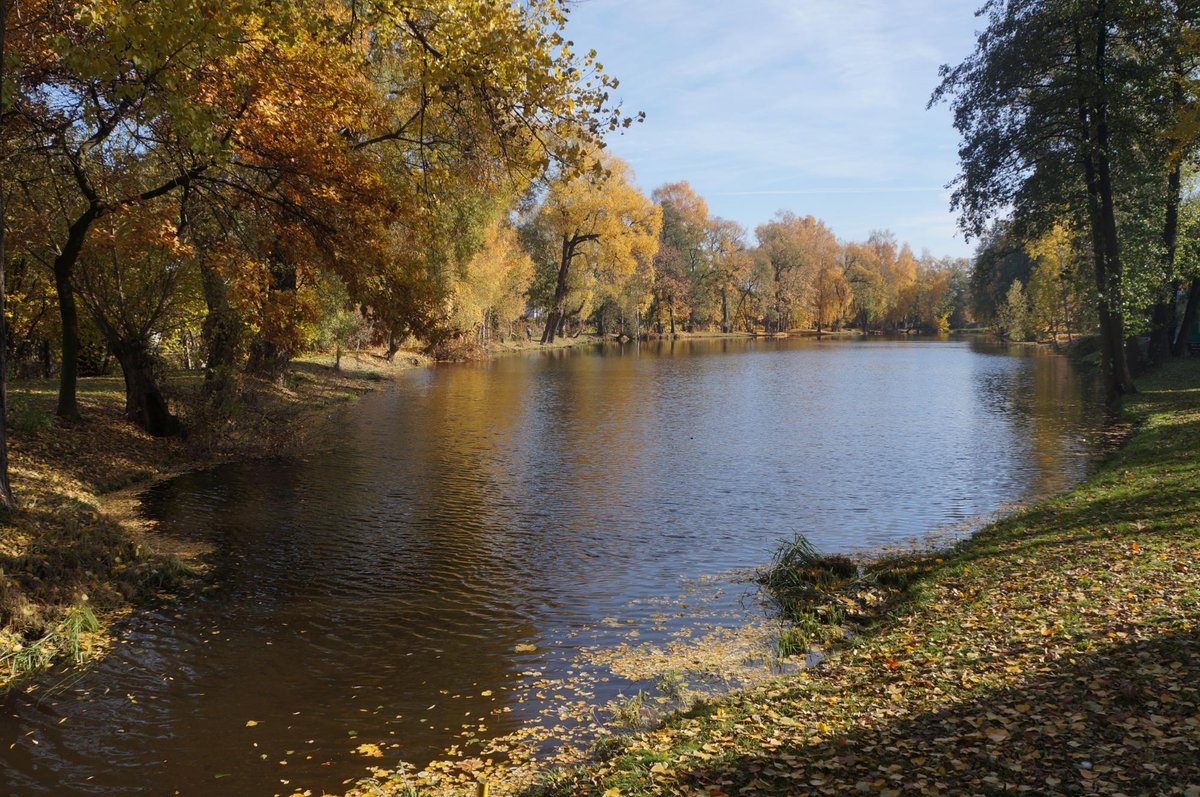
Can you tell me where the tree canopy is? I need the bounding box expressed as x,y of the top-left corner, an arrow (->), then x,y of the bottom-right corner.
932,0 -> 1200,399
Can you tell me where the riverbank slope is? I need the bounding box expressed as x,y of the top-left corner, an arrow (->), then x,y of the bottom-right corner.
522,359 -> 1200,796
0,352 -> 421,688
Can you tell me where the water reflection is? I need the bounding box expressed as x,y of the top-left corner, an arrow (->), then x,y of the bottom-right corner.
0,338 -> 1101,796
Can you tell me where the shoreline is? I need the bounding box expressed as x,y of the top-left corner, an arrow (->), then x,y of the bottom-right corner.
339,358 -> 1198,797
2,340 -> 1165,793
0,350 -> 427,690
506,357 -> 1200,797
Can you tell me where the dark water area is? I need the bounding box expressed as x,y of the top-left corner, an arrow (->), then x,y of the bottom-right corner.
1,338 -> 1103,796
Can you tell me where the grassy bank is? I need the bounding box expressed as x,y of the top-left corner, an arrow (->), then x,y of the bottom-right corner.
509,359 -> 1200,796
0,351 -> 421,689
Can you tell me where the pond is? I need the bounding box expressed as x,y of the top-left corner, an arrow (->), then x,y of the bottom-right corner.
0,338 -> 1103,796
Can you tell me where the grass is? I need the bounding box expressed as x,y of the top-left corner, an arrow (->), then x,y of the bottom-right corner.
0,601 -> 101,676
606,691 -> 655,731
758,532 -> 943,662
521,357 -> 1200,797
0,350 -> 420,689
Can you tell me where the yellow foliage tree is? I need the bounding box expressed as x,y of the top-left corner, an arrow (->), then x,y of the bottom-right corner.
447,224 -> 534,344
1026,222 -> 1085,342
530,153 -> 661,343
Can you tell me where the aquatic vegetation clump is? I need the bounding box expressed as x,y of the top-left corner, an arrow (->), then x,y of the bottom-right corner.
0,602 -> 100,678
760,533 -> 858,618
760,533 -> 942,658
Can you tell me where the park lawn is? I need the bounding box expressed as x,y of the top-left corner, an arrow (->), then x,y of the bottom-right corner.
532,358 -> 1200,797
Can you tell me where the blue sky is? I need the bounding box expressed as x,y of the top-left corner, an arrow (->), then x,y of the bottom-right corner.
564,0 -> 983,258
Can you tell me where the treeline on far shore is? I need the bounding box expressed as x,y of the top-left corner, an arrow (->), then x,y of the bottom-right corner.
1,0 -> 973,464
4,0 -> 1200,488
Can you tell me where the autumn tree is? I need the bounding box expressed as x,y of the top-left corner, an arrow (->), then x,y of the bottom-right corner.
807,231 -> 850,337
705,218 -> 752,333
910,258 -> 951,333
0,161 -> 59,378
0,0 -> 17,508
73,201 -> 198,435
445,223 -> 534,346
311,274 -> 366,371
3,0 -> 640,435
526,154 -> 661,344
1025,222 -> 1092,341
6,0 -> 254,421
843,242 -> 888,334
651,182 -> 715,331
591,238 -> 656,338
1000,279 -> 1032,341
931,0 -> 1200,398
755,213 -> 822,332
885,244 -> 920,330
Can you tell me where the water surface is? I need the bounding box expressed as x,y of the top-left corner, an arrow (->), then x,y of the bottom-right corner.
0,338 -> 1102,796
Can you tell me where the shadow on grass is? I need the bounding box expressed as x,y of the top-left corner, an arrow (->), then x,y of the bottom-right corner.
0,505 -> 190,632
580,632 -> 1200,796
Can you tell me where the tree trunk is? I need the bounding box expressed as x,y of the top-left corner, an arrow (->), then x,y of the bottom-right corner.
112,340 -> 183,437
1077,7 -> 1134,401
1061,281 -> 1073,344
248,339 -> 291,383
53,208 -> 98,421
200,260 -> 242,403
246,253 -> 298,381
1125,335 -> 1145,377
1176,277 -> 1200,356
1092,108 -> 1135,395
181,329 -> 193,371
720,287 -> 729,333
541,310 -> 559,344
1149,285 -> 1177,365
0,0 -> 16,509
542,233 -> 583,345
1149,157 -> 1182,366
